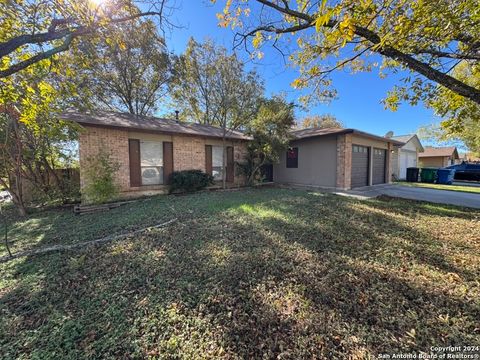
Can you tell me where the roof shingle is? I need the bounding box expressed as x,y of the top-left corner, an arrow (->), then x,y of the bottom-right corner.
419,146 -> 458,158
61,110 -> 251,141
290,127 -> 404,145
390,134 -> 414,143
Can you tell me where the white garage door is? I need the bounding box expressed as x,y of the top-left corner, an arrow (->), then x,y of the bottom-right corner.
399,151 -> 417,179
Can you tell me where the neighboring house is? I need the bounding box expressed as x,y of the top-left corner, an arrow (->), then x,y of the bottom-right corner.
273,128 -> 403,190
63,111 -> 250,199
388,134 -> 424,180
459,152 -> 480,163
418,146 -> 459,168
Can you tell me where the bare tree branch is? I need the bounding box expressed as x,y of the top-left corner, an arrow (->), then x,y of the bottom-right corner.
0,0 -> 169,79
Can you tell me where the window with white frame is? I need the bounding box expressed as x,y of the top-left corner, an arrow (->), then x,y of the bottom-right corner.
140,141 -> 163,185
212,146 -> 224,181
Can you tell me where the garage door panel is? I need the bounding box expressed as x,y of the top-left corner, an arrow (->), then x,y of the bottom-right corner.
351,145 -> 369,188
372,148 -> 386,185
399,151 -> 417,179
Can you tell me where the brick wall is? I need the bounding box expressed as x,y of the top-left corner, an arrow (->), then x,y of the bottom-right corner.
386,142 -> 393,183
78,126 -> 249,200
336,133 -> 352,189
78,126 -> 130,193
172,135 -> 206,172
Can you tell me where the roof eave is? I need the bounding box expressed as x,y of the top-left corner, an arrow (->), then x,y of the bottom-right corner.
291,128 -> 405,145
350,129 -> 405,145
291,128 -> 353,141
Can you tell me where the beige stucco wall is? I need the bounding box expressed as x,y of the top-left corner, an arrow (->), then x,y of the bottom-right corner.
419,156 -> 449,168
129,131 -> 173,143
351,135 -> 389,149
273,135 -> 338,188
79,125 -> 248,200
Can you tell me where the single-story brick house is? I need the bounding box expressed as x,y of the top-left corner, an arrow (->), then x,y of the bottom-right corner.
63,111 -> 250,199
273,128 -> 404,190
418,146 -> 459,168
66,111 -> 404,199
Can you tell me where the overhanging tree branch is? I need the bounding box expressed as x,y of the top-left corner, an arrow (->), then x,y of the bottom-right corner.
409,48 -> 480,61
0,35 -> 75,78
241,0 -> 480,105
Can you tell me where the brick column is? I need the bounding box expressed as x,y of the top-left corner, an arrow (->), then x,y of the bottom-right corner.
336,134 -> 352,190
386,142 -> 393,183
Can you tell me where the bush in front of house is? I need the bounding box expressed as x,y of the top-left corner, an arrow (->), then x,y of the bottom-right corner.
169,170 -> 214,193
83,150 -> 120,204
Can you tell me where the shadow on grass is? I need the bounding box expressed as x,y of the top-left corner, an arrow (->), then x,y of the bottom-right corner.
0,189 -> 283,258
1,189 -> 479,358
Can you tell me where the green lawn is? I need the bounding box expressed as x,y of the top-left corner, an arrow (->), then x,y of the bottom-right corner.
397,181 -> 480,194
1,188 -> 479,359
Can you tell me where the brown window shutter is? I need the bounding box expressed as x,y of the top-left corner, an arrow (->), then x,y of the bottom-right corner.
226,146 -> 234,182
128,139 -> 141,187
163,141 -> 174,184
205,145 -> 212,175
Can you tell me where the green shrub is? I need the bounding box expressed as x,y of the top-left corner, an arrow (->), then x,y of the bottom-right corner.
83,150 -> 120,204
169,170 -> 214,193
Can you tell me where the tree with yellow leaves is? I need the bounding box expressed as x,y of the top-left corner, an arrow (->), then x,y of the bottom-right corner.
214,0 -> 480,108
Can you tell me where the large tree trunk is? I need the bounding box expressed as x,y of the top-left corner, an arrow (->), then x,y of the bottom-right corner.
15,199 -> 27,217
249,157 -> 266,186
8,174 -> 27,217
13,117 -> 27,216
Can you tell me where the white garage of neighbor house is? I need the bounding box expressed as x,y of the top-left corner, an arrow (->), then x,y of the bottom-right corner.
273,128 -> 404,190
387,134 -> 424,180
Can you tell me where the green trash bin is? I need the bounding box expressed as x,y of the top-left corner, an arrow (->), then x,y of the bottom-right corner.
420,168 -> 437,183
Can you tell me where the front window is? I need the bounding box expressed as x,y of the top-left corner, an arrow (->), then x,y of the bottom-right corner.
212,146 -> 224,181
286,147 -> 298,168
140,141 -> 163,185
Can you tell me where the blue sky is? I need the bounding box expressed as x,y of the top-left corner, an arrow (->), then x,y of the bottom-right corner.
163,1 -> 440,137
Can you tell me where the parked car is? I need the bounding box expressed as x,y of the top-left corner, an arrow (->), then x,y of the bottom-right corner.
445,162 -> 480,181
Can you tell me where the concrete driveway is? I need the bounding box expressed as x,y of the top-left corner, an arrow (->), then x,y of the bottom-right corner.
336,184 -> 480,209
